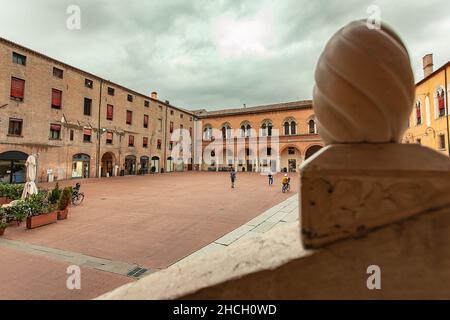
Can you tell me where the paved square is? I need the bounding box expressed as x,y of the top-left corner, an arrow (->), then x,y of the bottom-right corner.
0,172 -> 298,299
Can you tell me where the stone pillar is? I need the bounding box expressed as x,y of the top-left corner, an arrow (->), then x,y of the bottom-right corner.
301,20 -> 450,249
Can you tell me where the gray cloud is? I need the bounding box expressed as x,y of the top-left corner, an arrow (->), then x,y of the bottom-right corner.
0,0 -> 448,110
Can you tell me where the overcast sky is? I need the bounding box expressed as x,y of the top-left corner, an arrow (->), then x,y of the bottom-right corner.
0,0 -> 449,110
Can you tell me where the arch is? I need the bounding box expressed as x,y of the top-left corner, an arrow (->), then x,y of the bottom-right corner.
220,122 -> 232,139
140,156 -> 149,174
203,123 -> 213,140
166,156 -> 174,172
280,146 -> 301,173
308,119 -> 317,134
0,151 -> 29,183
305,145 -> 323,160
72,153 -> 90,179
151,156 -> 160,173
282,117 -> 297,135
101,152 -> 116,177
124,155 -> 137,175
239,121 -> 252,137
260,119 -> 273,137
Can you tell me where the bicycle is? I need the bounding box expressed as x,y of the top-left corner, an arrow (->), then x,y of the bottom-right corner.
72,183 -> 85,206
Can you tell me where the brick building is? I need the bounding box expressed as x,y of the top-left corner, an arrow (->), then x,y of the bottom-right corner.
193,101 -> 324,172
0,37 -> 195,183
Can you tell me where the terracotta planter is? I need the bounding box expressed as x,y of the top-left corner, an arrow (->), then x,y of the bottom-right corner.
0,228 -> 5,236
0,197 -> 12,205
26,211 -> 57,229
57,208 -> 69,220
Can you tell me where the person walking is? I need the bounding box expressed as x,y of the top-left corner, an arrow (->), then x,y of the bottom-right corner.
230,167 -> 237,188
268,170 -> 273,186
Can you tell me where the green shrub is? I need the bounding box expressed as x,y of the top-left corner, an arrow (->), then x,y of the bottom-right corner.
24,192 -> 50,217
0,207 -> 7,229
0,183 -> 25,200
48,183 -> 62,204
58,187 -> 72,211
3,201 -> 29,224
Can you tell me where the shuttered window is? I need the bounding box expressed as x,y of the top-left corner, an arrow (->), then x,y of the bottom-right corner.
50,124 -> 61,140
83,128 -> 92,142
143,137 -> 148,148
126,110 -> 132,125
128,135 -> 134,147
52,89 -> 62,109
10,77 -> 25,101
144,115 -> 149,128
157,139 -> 162,149
106,104 -> 114,120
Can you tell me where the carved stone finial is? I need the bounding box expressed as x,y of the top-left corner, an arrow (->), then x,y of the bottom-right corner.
301,20 -> 450,249
313,20 -> 415,145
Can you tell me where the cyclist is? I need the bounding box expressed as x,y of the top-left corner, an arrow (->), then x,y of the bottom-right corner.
282,174 -> 290,192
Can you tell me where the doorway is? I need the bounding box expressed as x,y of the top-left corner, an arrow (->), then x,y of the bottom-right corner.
0,151 -> 28,183
72,154 -> 90,179
101,152 -> 115,177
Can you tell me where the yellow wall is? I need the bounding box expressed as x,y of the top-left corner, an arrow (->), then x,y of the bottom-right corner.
403,64 -> 450,156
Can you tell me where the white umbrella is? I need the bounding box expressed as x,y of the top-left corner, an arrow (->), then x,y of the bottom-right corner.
21,155 -> 38,199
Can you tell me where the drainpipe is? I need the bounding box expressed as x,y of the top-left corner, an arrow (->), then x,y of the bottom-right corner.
163,104 -> 168,173
96,79 -> 103,177
445,68 -> 450,156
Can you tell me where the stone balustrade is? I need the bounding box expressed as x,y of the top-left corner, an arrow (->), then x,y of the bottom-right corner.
97,20 -> 450,300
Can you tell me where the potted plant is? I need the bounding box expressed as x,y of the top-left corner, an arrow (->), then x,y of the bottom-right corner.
25,192 -> 57,229
48,183 -> 62,205
0,184 -> 13,205
57,187 -> 71,220
6,200 -> 29,226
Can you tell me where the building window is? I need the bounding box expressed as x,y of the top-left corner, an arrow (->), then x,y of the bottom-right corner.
288,147 -> 295,155
106,104 -> 114,121
106,132 -> 113,144
169,141 -> 173,150
126,110 -> 132,125
127,94 -> 133,102
144,115 -> 149,128
10,77 -> 25,101
8,119 -> 23,136
308,119 -> 317,134
70,130 -> 74,141
143,137 -> 148,148
128,135 -> 134,147
261,121 -> 272,137
49,124 -> 61,140
144,100 -> 150,107
190,117 -> 193,121
180,114 -> 184,119
12,52 -> 26,65
204,125 -> 212,140
438,88 -> 446,117
267,147 -> 272,156
85,79 -> 93,89
157,139 -> 162,150
53,67 -> 63,79
439,134 -> 446,150
51,89 -> 62,109
284,119 -> 297,135
107,87 -> 115,96
169,121 -> 174,133
83,128 -> 92,142
221,124 -> 231,139
84,98 -> 92,116
189,127 -> 192,137
170,110 -> 174,115
158,119 -> 162,131
415,101 -> 422,125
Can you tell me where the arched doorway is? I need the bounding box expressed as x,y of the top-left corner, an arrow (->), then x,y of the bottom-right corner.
101,152 -> 115,177
166,157 -> 174,172
151,156 -> 160,173
305,145 -> 323,160
72,154 -> 90,178
140,156 -> 149,174
0,151 -> 28,183
124,155 -> 137,175
280,146 -> 301,172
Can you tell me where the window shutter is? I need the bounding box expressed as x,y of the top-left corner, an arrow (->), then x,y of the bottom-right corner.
52,89 -> 62,106
107,105 -> 114,119
143,137 -> 148,145
107,132 -> 113,140
83,128 -> 92,136
50,124 -> 61,131
129,135 -> 134,145
126,110 -> 132,124
144,115 -> 149,126
11,78 -> 25,98
439,96 -> 445,110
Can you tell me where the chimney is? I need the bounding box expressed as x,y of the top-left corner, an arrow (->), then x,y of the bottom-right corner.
151,91 -> 158,99
423,54 -> 434,78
